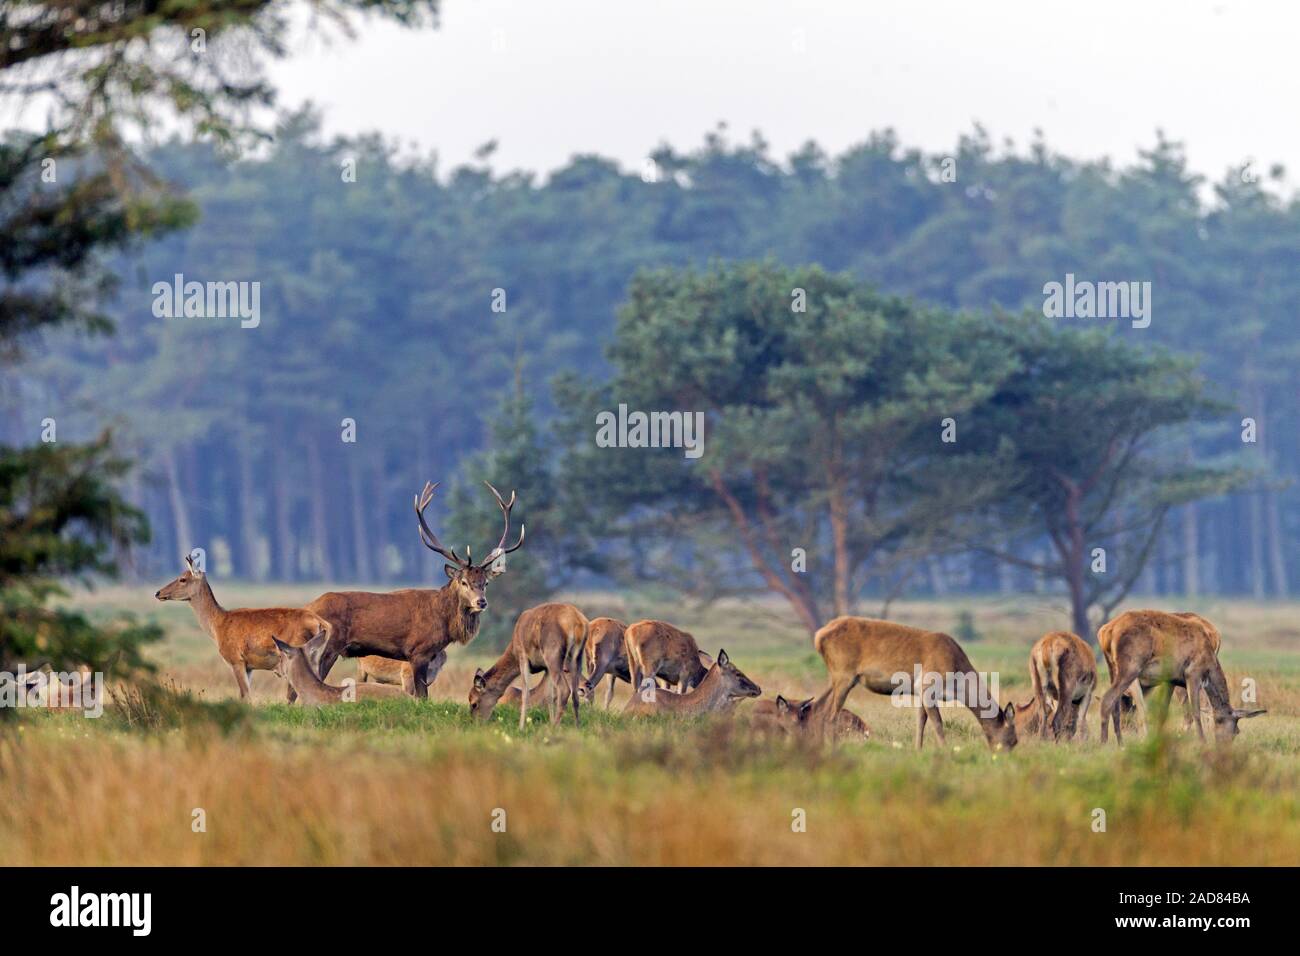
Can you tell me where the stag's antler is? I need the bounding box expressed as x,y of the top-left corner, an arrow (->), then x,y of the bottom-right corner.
413,481 -> 467,567
479,480 -> 525,568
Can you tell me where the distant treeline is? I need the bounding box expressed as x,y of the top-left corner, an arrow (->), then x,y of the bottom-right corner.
6,110 -> 1294,601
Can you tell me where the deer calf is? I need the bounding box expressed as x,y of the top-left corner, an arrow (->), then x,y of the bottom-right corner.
1098,610 -> 1263,745
468,603 -> 589,730
622,649 -> 760,717
272,636 -> 406,706
156,554 -> 330,702
1029,631 -> 1096,741
623,620 -> 710,695
750,696 -> 870,740
356,653 -> 446,696
813,616 -> 1017,751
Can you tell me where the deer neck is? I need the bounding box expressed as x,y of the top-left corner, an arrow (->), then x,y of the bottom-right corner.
285,652 -> 339,704
1199,661 -> 1235,719
189,578 -> 227,641
439,583 -> 481,646
681,667 -> 729,712
479,647 -> 522,709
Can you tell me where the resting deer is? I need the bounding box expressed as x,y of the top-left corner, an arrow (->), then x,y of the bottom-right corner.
750,695 -> 870,740
623,649 -> 760,717
308,481 -> 525,698
623,620 -> 710,695
271,636 -> 406,706
155,554 -> 330,702
1098,609 -> 1264,745
468,603 -> 588,729
356,654 -> 446,696
812,616 -> 1017,751
1029,631 -> 1096,741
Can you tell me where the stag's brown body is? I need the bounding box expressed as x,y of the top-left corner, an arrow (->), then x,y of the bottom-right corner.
469,603 -> 589,729
308,480 -> 525,698
623,620 -> 709,694
1097,609 -> 1263,744
1029,630 -> 1096,741
155,557 -> 329,701
622,649 -> 760,717
813,616 -> 1017,750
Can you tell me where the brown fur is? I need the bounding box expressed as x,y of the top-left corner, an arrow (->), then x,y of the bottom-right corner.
1097,609 -> 1264,745
468,603 -> 589,729
812,616 -> 1017,750
271,636 -> 406,706
155,557 -> 329,702
623,620 -> 709,694
356,653 -> 446,696
622,649 -> 760,717
749,695 -> 869,740
1029,631 -> 1096,742
576,617 -> 629,707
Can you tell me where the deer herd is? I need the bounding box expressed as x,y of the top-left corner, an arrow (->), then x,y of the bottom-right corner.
147,479 -> 1267,750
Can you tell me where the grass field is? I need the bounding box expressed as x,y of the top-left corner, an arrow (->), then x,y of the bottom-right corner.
3,585 -> 1299,865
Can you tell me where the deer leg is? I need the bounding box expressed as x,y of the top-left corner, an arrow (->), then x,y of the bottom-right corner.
1075,683 -> 1093,741
425,649 -> 447,692
285,679 -> 298,704
1101,664 -> 1140,745
1031,660 -> 1051,741
915,704 -> 928,749
1184,673 -> 1206,742
231,662 -> 251,701
518,652 -> 532,731
544,648 -> 566,726
926,705 -> 946,747
604,673 -> 617,710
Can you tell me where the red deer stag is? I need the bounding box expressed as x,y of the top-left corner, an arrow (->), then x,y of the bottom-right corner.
812,617 -> 1017,751
1098,610 -> 1263,745
155,553 -> 330,701
468,603 -> 589,729
307,481 -> 524,698
1028,631 -> 1096,741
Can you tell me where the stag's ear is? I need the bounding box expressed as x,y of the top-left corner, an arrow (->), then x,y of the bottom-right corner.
1003,702 -> 1017,723
776,695 -> 790,714
1235,708 -> 1267,719
444,564 -> 458,581
716,649 -> 729,667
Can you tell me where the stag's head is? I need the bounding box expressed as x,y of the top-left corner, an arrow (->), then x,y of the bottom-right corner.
155,553 -> 205,602
414,480 -> 526,615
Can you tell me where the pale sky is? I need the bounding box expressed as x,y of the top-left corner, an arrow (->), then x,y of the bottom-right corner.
268,0 -> 1295,187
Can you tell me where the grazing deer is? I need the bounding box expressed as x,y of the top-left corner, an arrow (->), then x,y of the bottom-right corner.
576,617 -> 629,707
1102,612 -> 1220,733
1029,631 -> 1096,741
1098,609 -> 1264,745
356,654 -> 445,696
307,481 -> 525,698
155,554 -> 330,702
271,636 -> 406,706
812,617 -> 1017,751
623,649 -> 760,717
468,603 -> 588,729
623,620 -> 710,695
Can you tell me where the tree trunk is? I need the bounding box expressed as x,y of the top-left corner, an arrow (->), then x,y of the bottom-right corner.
307,435 -> 335,581
348,452 -> 373,583
1248,491 -> 1266,599
272,438 -> 295,581
1265,488 -> 1288,597
164,448 -> 194,560
238,442 -> 263,581
1182,502 -> 1198,597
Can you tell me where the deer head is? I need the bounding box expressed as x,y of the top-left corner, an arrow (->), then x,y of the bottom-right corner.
1213,706 -> 1267,743
155,553 -> 205,602
414,480 -> 525,614
715,649 -> 761,700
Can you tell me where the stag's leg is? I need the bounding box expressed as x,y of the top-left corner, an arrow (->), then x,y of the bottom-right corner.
425,649 -> 447,692
231,662 -> 251,701
1100,664 -> 1141,745
915,704 -> 928,749
604,673 -> 617,709
1184,673 -> 1206,742
407,651 -> 432,700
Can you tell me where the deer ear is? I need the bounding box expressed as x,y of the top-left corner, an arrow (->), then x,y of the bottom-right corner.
1003,702 -> 1016,722
776,695 -> 790,714
444,564 -> 458,581
716,649 -> 729,667
271,636 -> 292,654
1235,708 -> 1267,719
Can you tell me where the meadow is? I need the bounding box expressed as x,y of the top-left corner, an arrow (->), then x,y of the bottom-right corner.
2,585 -> 1299,865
